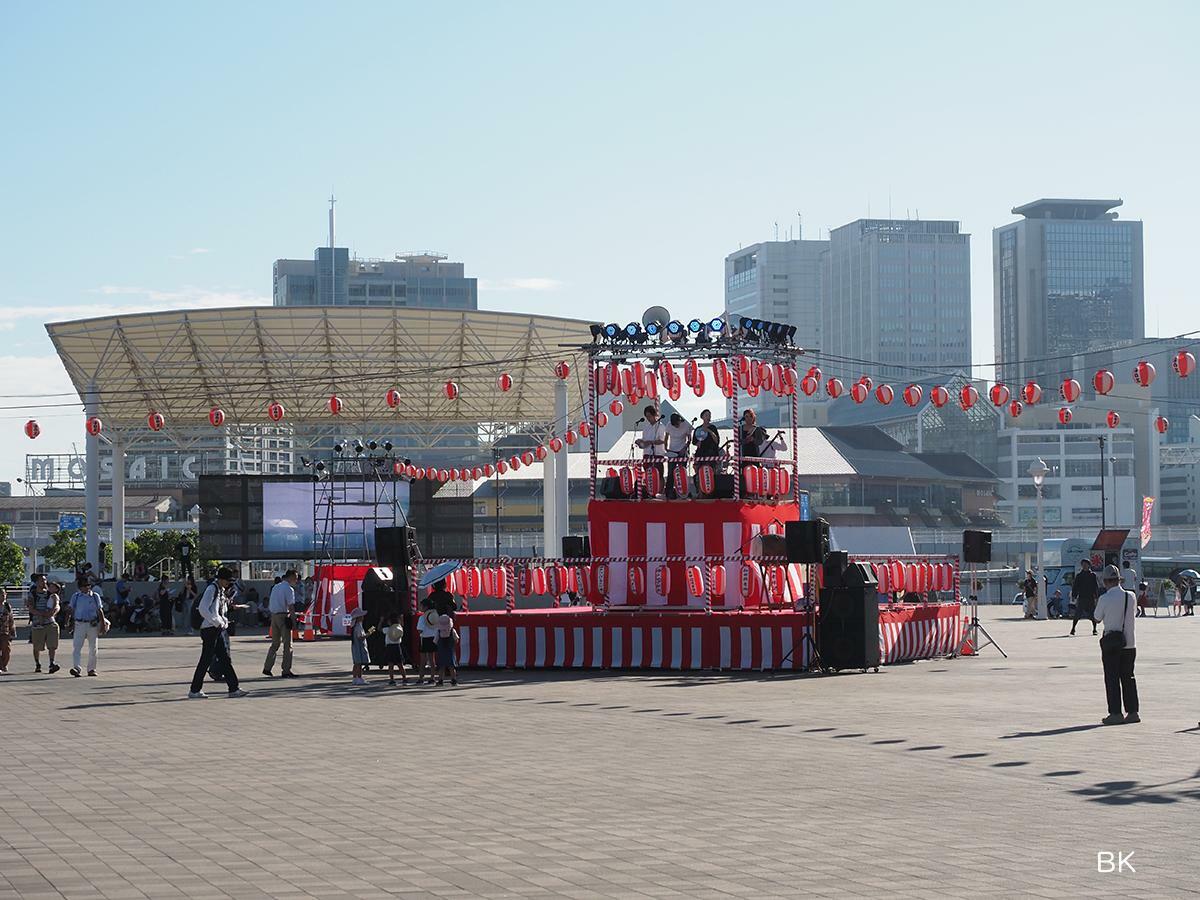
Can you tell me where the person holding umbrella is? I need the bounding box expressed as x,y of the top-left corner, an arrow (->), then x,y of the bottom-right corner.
417,561 -> 461,684
1175,570 -> 1199,615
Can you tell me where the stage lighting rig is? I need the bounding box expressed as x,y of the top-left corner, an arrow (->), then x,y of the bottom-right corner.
383,441 -> 394,452
590,324 -> 603,343
353,441 -> 365,455
368,440 -> 378,451
666,320 -> 685,342
603,323 -> 621,341
333,442 -> 344,454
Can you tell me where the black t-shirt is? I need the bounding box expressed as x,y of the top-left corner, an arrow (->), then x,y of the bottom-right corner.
1072,570 -> 1100,603
428,589 -> 456,618
693,423 -> 720,459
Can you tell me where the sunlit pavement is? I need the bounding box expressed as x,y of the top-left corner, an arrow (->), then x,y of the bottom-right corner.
2,607 -> 1197,899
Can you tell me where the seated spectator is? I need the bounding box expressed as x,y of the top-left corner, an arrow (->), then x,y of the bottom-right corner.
133,560 -> 149,581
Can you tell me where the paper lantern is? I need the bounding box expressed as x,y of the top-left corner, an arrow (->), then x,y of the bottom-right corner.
327,394 -> 343,415
208,407 -> 225,427
691,369 -> 705,396
554,361 -> 571,380
481,568 -> 495,597
684,358 -> 700,387
444,381 -> 459,400
1059,379 -> 1080,403
710,564 -> 727,598
672,465 -> 688,498
84,415 -> 103,437
875,384 -> 894,405
1093,369 -> 1114,395
929,385 -> 949,408
654,565 -> 671,597
760,364 -> 775,393
545,565 -> 561,596
521,450 -> 535,466
1021,382 -> 1042,405
517,565 -> 532,596
609,399 -> 623,416
438,469 -> 450,483
1133,360 -> 1156,388
267,402 -> 285,422
959,384 -> 979,410
743,465 -> 763,495
549,437 -> 563,453
889,560 -> 905,588
596,411 -> 609,427
686,565 -> 705,598
668,377 -> 682,401
763,466 -> 779,496
712,358 -> 729,389
739,564 -> 762,602
698,464 -> 716,495
466,566 -> 482,599
1156,415 -> 1170,434
578,420 -> 591,437
631,361 -> 645,391
628,565 -> 646,598
806,366 -> 822,381
534,445 -> 548,461
565,429 -> 577,446
825,377 -> 844,399
850,382 -> 869,404
644,466 -> 663,498
902,384 -> 923,407
531,566 -> 548,596
509,455 -> 521,470
1173,350 -> 1196,378
777,467 -> 792,497
989,384 -> 1010,407
858,376 -> 873,392
659,360 -> 675,390
645,372 -> 659,399
1107,410 -> 1121,429
800,375 -> 819,396
385,388 -> 402,408
1008,400 -> 1023,418
619,466 -> 635,496
1057,407 -> 1073,425
483,464 -> 494,477
497,373 -> 513,392
147,411 -> 165,431
23,419 -> 39,439
783,367 -> 797,392
605,362 -> 619,393
574,565 -> 591,597
413,466 -> 426,479
496,459 -> 508,474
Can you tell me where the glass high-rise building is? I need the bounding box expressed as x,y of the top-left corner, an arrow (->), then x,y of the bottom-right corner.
822,219 -> 972,381
273,250 -> 478,310
993,198 -> 1144,386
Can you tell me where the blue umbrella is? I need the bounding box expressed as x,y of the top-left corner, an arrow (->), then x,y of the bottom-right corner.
1175,569 -> 1200,581
419,560 -> 462,588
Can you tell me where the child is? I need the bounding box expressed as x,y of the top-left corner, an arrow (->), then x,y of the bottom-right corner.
349,607 -> 370,685
416,599 -> 438,684
435,611 -> 458,687
382,613 -> 407,686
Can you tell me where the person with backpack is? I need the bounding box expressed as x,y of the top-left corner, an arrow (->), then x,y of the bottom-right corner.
188,567 -> 247,699
1095,564 -> 1138,726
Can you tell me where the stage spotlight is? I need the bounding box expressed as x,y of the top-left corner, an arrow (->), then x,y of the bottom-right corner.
603,323 -> 621,340
666,320 -> 685,341
753,319 -> 765,332
368,440 -> 378,451
402,457 -> 411,467
353,441 -> 365,454
625,322 -> 642,338
333,442 -> 344,454
645,321 -> 661,337
709,317 -> 725,334
687,319 -> 703,334
383,441 -> 394,452
300,456 -> 311,467
786,325 -> 797,344
589,324 -> 603,343
315,461 -> 325,472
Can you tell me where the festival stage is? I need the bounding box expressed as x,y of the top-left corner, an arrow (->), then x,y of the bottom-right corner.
455,603 -> 963,671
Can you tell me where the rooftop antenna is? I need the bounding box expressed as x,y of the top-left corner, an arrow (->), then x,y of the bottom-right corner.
797,212 -> 802,240
774,221 -> 779,241
328,192 -> 336,249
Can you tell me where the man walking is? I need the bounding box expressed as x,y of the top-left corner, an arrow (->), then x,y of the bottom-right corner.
263,569 -> 299,678
68,575 -> 106,677
1095,564 -> 1138,725
188,567 -> 247,699
27,574 -> 60,674
1070,558 -> 1100,636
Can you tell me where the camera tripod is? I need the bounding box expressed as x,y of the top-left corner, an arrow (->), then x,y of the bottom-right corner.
960,564 -> 1006,658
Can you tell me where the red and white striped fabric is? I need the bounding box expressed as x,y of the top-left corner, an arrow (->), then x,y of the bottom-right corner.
878,605 -> 964,663
298,563 -> 372,638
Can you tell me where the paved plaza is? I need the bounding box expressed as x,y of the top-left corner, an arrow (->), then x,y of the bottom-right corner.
1,607 -> 1198,899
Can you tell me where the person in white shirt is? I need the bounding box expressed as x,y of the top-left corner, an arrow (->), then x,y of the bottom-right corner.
263,570 -> 299,678
635,403 -> 667,497
663,413 -> 693,498
1120,560 -> 1139,593
188,567 -> 247,699
1094,564 -> 1138,726
68,576 -> 107,677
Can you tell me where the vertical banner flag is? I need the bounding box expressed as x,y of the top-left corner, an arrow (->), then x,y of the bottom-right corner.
1140,496 -> 1155,548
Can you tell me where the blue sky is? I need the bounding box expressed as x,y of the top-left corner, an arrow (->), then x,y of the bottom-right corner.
1,1 -> 1197,483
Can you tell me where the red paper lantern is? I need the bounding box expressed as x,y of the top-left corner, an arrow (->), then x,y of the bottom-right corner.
959,384 -> 979,410
554,361 -> 571,380
564,429 -> 577,446
85,416 -> 103,436
684,358 -> 700,387
903,384 -> 923,407
497,373 -> 513,392
659,360 -> 675,389
534,445 -> 548,461
875,384 -> 894,405
1173,350 -> 1196,378
713,358 -> 729,389
578,420 -> 591,437
628,565 -> 646,598
531,566 -> 548,596
672,465 -> 688,498
645,466 -> 663,497
645,372 -> 659,399
1093,369 -> 1114,395
521,450 -> 535,466
825,377 -> 844,399
668,377 -> 682,402
596,411 -> 609,427
710,564 -> 727,599
1008,400 -> 1023,418
760,364 -> 775,393
327,394 -> 343,415
1133,360 -> 1156,388
619,466 -> 635,496
1021,382 -> 1042,405
267,402 -> 285,422
889,560 -> 905,588
496,460 -> 508,474
739,564 -> 762,603
691,369 -> 705,396
385,388 -> 401,408
517,566 -> 532,596
698,464 -> 716,496
1057,407 -> 1073,425
777,467 -> 792,497
593,563 -> 609,598
549,437 -> 563,453
858,376 -> 874,392
208,407 -> 225,427
1059,378 -> 1080,403
654,564 -> 671,597
1106,410 -> 1121,429
545,565 -> 561,596
783,367 -> 797,392
806,366 -> 822,381
1156,415 -> 1170,434
147,411 -> 165,431
609,399 -> 623,416
930,385 -> 949,408
23,419 -> 40,439
850,382 -> 869,404
687,565 -> 705,599
800,375 -> 819,396
743,465 -> 762,495
444,381 -> 459,400
483,464 -> 494,477
605,361 -> 619,392
509,455 -> 521,470
989,384 -> 1010,407
437,469 -> 450,483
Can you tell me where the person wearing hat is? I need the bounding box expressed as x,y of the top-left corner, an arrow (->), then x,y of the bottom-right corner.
1095,564 -> 1138,725
188,567 -> 247,699
68,575 -> 107,677
349,606 -> 370,685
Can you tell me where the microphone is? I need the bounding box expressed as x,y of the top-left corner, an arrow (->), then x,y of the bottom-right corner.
634,417 -> 646,426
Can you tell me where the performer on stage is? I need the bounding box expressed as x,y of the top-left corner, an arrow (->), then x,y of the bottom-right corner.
738,409 -> 767,463
664,413 -> 693,499
635,401 -> 666,497
692,409 -> 721,471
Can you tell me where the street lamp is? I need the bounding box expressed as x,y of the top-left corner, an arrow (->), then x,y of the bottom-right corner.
1028,458 -> 1050,620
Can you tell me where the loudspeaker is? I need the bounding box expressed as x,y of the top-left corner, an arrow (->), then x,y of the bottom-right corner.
375,526 -> 415,591
962,529 -> 992,564
818,562 -> 880,671
599,476 -> 630,500
713,473 -> 736,499
562,535 -> 591,559
786,519 -> 830,563
361,567 -> 404,665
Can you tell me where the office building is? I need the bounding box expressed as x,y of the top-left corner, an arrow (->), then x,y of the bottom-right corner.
822,219 -> 971,380
274,250 -> 477,310
993,198 -> 1144,385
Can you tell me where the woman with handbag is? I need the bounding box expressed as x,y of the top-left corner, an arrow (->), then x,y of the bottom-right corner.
1095,565 -> 1139,726
68,575 -> 108,677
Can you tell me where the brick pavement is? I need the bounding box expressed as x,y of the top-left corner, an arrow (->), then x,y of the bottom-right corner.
1,607 -> 1197,899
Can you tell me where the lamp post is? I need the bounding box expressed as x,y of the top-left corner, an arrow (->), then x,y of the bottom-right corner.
1028,458 -> 1050,620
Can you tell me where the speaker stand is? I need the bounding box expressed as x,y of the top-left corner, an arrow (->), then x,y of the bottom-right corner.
960,564 -> 1007,658
773,569 -> 823,674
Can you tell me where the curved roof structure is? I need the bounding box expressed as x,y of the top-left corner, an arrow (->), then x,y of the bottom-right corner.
46,306 -> 594,426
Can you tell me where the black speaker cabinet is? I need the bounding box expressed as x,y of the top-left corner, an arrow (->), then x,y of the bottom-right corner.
786,519 -> 829,563
713,473 -> 736,499
562,535 -> 591,559
375,526 -> 415,592
962,529 -> 992,565
818,562 -> 880,671
599,476 -> 630,500
361,567 -> 406,665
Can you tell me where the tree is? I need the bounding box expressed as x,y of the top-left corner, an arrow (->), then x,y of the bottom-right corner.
40,528 -> 114,574
126,529 -> 212,577
0,524 -> 25,585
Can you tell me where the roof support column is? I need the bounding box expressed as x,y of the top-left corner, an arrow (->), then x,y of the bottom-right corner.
111,435 -> 126,578
84,383 -> 100,571
543,439 -> 556,558
553,379 -> 569,554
